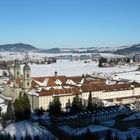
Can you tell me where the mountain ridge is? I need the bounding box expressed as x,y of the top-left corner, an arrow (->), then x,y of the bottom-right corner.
0,43 -> 37,52
0,43 -> 140,54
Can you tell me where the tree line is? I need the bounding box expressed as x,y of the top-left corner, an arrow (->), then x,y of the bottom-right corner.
1,93 -> 31,127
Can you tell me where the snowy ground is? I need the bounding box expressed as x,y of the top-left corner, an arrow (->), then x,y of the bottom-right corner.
1,51 -> 140,81
117,71 -> 140,83
3,121 -> 56,140
0,52 -> 126,60
17,60 -> 138,78
0,96 -> 7,113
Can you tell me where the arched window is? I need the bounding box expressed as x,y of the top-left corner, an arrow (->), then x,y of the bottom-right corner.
27,74 -> 29,77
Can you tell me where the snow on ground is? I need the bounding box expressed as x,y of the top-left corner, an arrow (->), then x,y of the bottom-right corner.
117,71 -> 140,83
0,104 -> 7,113
0,96 -> 7,113
59,125 -> 111,136
102,100 -> 116,107
2,51 -> 139,81
17,60 -> 138,77
0,97 -> 4,104
0,94 -> 12,113
4,121 -> 56,140
0,94 -> 12,101
0,52 -> 126,60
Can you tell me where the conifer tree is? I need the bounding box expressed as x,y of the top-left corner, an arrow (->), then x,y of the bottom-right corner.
86,128 -> 92,140
53,96 -> 61,115
34,135 -> 40,140
34,107 -> 44,117
6,101 -> 13,120
126,135 -> 132,140
48,96 -> 61,116
13,93 -> 31,121
13,99 -> 21,121
114,133 -> 119,140
87,92 -> 93,111
136,136 -> 140,140
79,98 -> 84,111
13,134 -> 16,140
71,94 -> 81,114
48,101 -> 53,116
105,130 -> 113,140
23,93 -> 31,119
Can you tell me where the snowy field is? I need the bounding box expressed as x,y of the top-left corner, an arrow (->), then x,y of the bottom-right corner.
0,52 -> 126,60
117,71 -> 140,83
2,51 -> 140,81
19,60 -> 138,80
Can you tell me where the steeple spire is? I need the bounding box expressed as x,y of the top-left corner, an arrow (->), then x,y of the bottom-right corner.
25,52 -> 29,64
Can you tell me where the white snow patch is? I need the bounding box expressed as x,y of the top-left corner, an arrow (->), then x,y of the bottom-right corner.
5,121 -> 56,140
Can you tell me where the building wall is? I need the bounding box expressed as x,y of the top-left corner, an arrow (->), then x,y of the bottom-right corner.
3,84 -> 22,100
28,95 -> 39,110
59,95 -> 75,109
134,87 -> 140,96
91,89 -> 133,100
38,96 -> 53,110
37,95 -> 75,110
29,87 -> 140,110
81,89 -> 134,101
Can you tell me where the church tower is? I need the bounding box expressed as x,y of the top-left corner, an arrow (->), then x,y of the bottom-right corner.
14,61 -> 21,79
23,64 -> 31,90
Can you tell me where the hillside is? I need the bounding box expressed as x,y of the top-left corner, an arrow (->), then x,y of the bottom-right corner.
113,44 -> 140,54
40,48 -> 60,53
0,43 -> 140,54
0,43 -> 38,52
59,43 -> 140,55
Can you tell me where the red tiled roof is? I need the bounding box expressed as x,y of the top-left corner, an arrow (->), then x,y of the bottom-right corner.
39,87 -> 80,96
81,83 -> 137,92
32,76 -> 67,87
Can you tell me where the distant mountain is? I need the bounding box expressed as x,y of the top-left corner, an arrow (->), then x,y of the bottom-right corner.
1,42 -> 140,54
0,43 -> 38,52
113,44 -> 140,55
59,43 -> 140,55
40,48 -> 60,53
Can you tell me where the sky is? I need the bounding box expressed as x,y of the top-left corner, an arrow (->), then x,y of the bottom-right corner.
0,0 -> 140,49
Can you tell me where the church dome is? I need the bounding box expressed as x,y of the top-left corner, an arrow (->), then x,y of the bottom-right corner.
14,63 -> 20,69
23,64 -> 30,71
